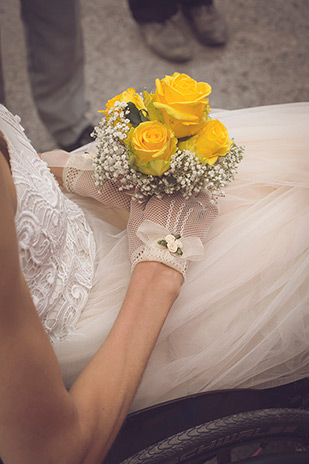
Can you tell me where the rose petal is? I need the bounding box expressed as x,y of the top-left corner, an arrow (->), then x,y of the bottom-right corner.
167,242 -> 178,253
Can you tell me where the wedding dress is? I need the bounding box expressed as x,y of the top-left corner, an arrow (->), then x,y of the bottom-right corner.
0,102 -> 308,412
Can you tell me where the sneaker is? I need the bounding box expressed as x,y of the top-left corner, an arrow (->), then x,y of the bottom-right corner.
61,125 -> 94,152
138,17 -> 193,63
183,3 -> 228,47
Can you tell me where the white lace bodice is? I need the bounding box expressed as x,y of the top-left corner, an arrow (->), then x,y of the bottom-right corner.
0,105 -> 96,341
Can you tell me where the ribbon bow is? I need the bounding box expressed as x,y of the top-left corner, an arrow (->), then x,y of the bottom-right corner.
136,220 -> 205,261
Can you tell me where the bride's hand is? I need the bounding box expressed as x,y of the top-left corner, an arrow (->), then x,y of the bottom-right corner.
42,150 -> 131,211
127,191 -> 218,278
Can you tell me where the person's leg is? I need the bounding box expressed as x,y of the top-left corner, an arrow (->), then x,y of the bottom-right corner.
180,0 -> 228,46
128,0 -> 177,22
20,0 -> 92,149
128,0 -> 192,62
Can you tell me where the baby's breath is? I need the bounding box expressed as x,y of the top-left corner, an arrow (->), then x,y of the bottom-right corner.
92,102 -> 245,202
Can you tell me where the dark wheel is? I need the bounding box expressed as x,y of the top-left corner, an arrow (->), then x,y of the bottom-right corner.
121,408 -> 309,464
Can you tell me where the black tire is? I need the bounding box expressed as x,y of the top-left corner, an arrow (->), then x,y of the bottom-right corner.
121,408 -> 309,464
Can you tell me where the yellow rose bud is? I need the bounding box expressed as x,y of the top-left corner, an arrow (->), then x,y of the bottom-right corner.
126,121 -> 177,176
180,119 -> 232,165
101,88 -> 146,117
149,72 -> 212,139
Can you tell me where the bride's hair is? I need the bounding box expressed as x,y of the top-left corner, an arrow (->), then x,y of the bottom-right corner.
0,130 -> 11,168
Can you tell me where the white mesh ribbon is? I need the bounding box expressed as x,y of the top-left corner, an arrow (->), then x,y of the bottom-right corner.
131,219 -> 206,277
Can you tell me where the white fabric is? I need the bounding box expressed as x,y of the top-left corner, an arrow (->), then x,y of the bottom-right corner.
0,105 -> 96,341
1,103 -> 308,413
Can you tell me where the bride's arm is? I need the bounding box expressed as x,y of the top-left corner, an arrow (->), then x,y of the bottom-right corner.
0,152 -> 182,463
72,261 -> 182,462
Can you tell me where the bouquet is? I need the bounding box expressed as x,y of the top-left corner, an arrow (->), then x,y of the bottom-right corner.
92,73 -> 244,202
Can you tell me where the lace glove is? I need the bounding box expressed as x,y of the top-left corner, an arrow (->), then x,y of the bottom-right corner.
41,149 -> 130,211
128,191 -> 218,278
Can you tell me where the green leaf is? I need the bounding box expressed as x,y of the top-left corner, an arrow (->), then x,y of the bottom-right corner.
126,103 -> 149,127
178,135 -> 192,143
126,102 -> 143,127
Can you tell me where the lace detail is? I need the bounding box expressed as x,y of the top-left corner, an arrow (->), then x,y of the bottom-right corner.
131,245 -> 188,277
0,105 -> 96,341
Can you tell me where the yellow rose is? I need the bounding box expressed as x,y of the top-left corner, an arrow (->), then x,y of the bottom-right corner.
102,88 -> 145,117
126,121 -> 177,176
179,119 -> 232,165
147,72 -> 212,139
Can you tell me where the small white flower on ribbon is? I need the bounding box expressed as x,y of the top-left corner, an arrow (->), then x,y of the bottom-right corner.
161,234 -> 183,254
165,234 -> 176,243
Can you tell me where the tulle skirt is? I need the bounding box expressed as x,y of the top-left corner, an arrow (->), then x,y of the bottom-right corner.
52,103 -> 309,412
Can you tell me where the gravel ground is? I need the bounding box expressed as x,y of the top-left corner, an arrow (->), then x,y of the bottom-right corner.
1,0 -> 309,151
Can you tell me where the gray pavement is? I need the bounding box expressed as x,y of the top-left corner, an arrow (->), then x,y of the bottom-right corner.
1,0 -> 309,152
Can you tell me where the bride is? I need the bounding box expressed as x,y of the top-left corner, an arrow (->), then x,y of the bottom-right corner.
0,100 -> 308,463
